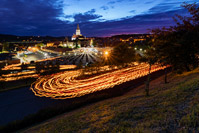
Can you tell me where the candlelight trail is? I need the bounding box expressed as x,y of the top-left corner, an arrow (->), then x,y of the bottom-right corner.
23,68 -> 199,132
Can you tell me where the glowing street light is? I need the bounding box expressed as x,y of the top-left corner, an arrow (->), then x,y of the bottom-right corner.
104,51 -> 109,56
104,51 -> 110,61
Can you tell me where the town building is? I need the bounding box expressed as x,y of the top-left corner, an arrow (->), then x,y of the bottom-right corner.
71,24 -> 85,41
46,24 -> 91,49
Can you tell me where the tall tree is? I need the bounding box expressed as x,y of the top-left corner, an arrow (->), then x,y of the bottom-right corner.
151,3 -> 199,73
112,42 -> 136,67
0,62 -> 5,76
2,42 -> 9,52
139,46 -> 157,96
21,63 -> 28,71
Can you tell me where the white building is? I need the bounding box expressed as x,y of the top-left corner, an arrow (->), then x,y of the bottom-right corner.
71,24 -> 85,41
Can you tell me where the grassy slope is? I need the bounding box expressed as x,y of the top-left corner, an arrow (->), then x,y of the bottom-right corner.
23,69 -> 199,133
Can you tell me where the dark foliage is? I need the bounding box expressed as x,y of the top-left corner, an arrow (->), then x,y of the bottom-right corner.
112,42 -> 136,67
151,3 -> 199,72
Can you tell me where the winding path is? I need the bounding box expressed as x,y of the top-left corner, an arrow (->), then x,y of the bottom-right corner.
31,64 -> 167,99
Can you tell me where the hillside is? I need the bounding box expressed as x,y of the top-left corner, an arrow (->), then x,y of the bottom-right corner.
22,69 -> 199,132
0,34 -> 66,42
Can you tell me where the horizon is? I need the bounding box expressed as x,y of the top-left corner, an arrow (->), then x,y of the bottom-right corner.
0,32 -> 151,38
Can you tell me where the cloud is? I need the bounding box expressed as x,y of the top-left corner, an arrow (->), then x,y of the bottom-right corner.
0,0 -> 194,37
108,0 -> 124,5
129,10 -> 136,14
144,1 -> 154,5
73,9 -> 102,23
0,0 -> 66,36
147,2 -> 183,13
77,8 -> 188,37
101,6 -> 109,10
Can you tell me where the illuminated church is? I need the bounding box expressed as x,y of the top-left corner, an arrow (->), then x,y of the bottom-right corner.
71,24 -> 85,40
60,24 -> 92,48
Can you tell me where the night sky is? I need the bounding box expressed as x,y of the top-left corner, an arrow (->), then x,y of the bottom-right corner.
0,0 -> 196,37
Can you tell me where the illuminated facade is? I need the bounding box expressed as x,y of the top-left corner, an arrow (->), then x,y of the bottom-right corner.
72,24 -> 85,41
76,24 -> 81,35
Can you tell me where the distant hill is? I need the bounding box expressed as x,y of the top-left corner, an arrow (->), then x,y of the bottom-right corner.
0,33 -> 151,43
0,34 -> 70,42
111,34 -> 151,39
0,34 -> 18,42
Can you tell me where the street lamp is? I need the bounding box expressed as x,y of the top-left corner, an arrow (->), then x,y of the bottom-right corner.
104,51 -> 109,56
104,51 -> 109,61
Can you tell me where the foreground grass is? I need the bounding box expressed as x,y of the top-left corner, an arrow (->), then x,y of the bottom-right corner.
23,69 -> 199,132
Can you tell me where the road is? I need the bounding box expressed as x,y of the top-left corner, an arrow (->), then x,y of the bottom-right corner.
0,87 -> 61,126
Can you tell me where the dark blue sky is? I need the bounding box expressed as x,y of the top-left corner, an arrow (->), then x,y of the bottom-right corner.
0,0 -> 196,37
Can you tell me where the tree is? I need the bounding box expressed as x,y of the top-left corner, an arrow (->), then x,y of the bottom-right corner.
0,62 -> 6,90
74,39 -> 80,49
36,43 -> 44,49
36,62 -> 42,74
139,47 -> 157,96
2,42 -> 9,52
21,63 -> 28,71
151,3 -> 199,73
55,61 -> 60,71
0,44 -> 3,52
0,62 -> 5,76
112,42 -> 136,67
77,61 -> 83,69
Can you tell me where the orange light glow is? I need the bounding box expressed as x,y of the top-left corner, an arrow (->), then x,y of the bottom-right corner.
104,51 -> 109,56
30,64 -> 168,99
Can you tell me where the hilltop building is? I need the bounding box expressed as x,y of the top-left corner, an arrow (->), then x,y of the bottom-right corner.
46,24 -> 92,49
71,24 -> 86,41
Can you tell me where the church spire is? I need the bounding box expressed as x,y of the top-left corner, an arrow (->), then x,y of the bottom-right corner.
71,24 -> 85,40
77,24 -> 80,30
76,24 -> 81,35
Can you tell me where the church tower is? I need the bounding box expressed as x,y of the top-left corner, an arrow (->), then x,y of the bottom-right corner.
72,24 -> 85,41
76,24 -> 81,35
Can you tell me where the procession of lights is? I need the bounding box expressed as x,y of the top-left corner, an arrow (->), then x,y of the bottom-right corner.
0,71 -> 38,81
2,56 -> 61,71
0,65 -> 76,82
31,63 -> 167,99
